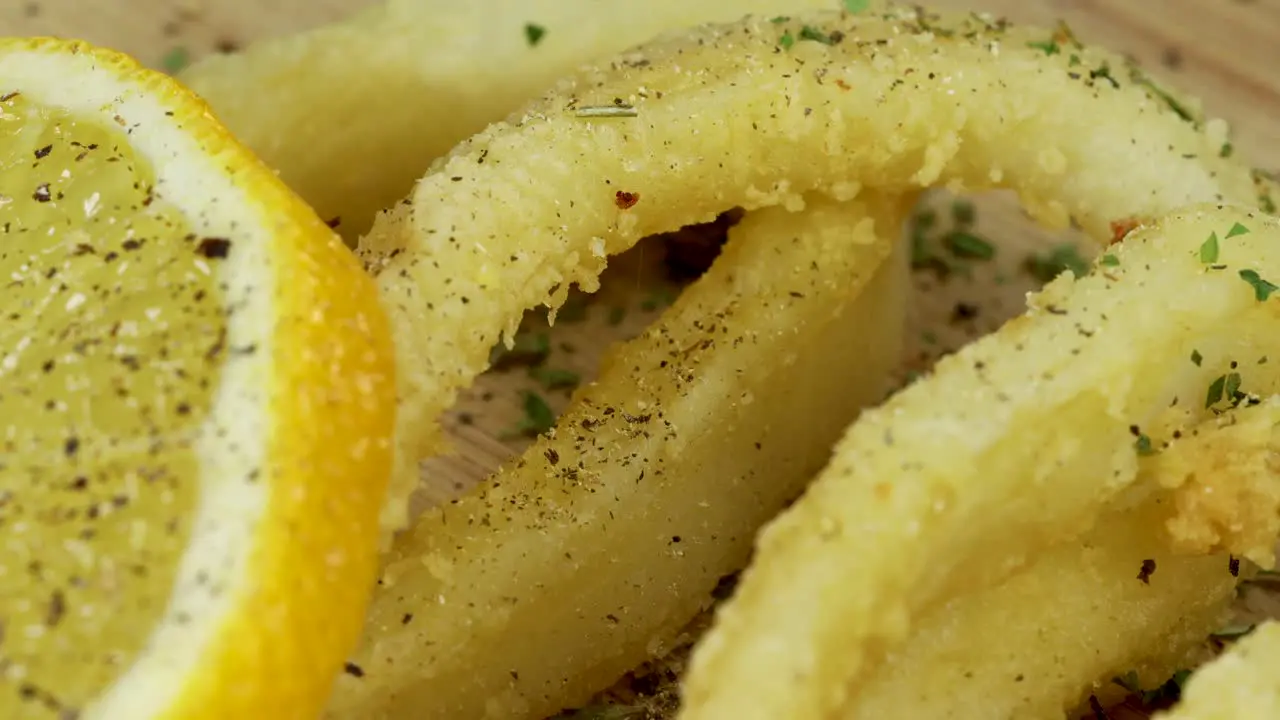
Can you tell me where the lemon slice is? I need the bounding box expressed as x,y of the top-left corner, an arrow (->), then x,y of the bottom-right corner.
0,38 -> 396,719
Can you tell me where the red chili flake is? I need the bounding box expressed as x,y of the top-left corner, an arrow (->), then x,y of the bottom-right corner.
834,78 -> 852,90
614,191 -> 640,209
1109,218 -> 1143,245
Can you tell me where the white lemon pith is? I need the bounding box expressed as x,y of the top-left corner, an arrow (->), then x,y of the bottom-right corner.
0,39 -> 396,719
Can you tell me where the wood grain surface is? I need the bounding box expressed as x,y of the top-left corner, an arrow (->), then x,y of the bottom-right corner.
4,1 -> 1278,717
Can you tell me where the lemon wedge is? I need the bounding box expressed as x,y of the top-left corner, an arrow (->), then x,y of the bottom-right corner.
0,38 -> 396,719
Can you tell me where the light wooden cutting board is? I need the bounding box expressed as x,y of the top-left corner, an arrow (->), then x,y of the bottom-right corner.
5,1 -> 1279,716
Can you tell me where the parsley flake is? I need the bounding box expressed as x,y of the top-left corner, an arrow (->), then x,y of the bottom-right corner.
1226,222 -> 1250,238
1239,269 -> 1279,301
842,0 -> 870,11
160,47 -> 190,74
641,287 -> 678,312
779,31 -> 796,50
1027,39 -> 1059,55
1225,371 -> 1243,403
529,367 -> 581,391
524,23 -> 547,47
798,25 -> 835,45
1220,142 -> 1234,158
1100,254 -> 1120,267
1206,375 -> 1227,407
1190,349 -> 1203,366
1025,244 -> 1089,282
514,391 -> 556,437
1204,372 -> 1245,409
943,231 -> 995,260
1198,232 -> 1220,264
951,199 -> 976,226
1135,434 -> 1156,456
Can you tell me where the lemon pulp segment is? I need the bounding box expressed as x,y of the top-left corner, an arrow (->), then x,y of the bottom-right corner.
0,91 -> 222,716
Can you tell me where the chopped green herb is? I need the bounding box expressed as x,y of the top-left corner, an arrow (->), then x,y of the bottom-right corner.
951,199 -> 976,226
1190,349 -> 1203,366
1135,434 -> 1156,456
1226,222 -> 1250,238
942,230 -> 995,260
513,390 -> 556,437
779,31 -> 796,50
912,208 -> 938,232
1225,371 -> 1243,404
575,105 -> 638,118
910,233 -> 934,268
1220,142 -> 1234,158
160,46 -> 190,74
1206,374 -> 1227,407
607,306 -> 627,326
798,26 -> 835,45
842,0 -> 870,12
1024,244 -> 1090,282
1068,53 -> 1081,66
770,15 -> 790,23
1239,269 -> 1279,301
1100,254 -> 1120,267
641,287 -> 678,311
1131,71 -> 1196,124
1198,232 -> 1220,264
1212,624 -> 1256,640
1089,63 -> 1118,88
524,23 -> 546,47
529,366 -> 581,390
1027,39 -> 1059,56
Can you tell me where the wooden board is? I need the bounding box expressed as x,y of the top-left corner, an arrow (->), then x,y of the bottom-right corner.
6,1 -> 1279,718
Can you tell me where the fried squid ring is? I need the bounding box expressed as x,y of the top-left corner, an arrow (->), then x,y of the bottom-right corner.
359,7 -> 1265,532
679,205 -> 1280,719
180,0 -> 840,240
328,195 -> 911,718
846,498 -> 1238,719
844,397 -> 1280,718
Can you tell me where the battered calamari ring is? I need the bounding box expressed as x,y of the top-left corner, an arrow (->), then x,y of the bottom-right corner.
679,205 -> 1280,719
327,194 -> 911,719
845,396 -> 1280,718
359,6 -> 1265,532
181,0 -> 841,241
